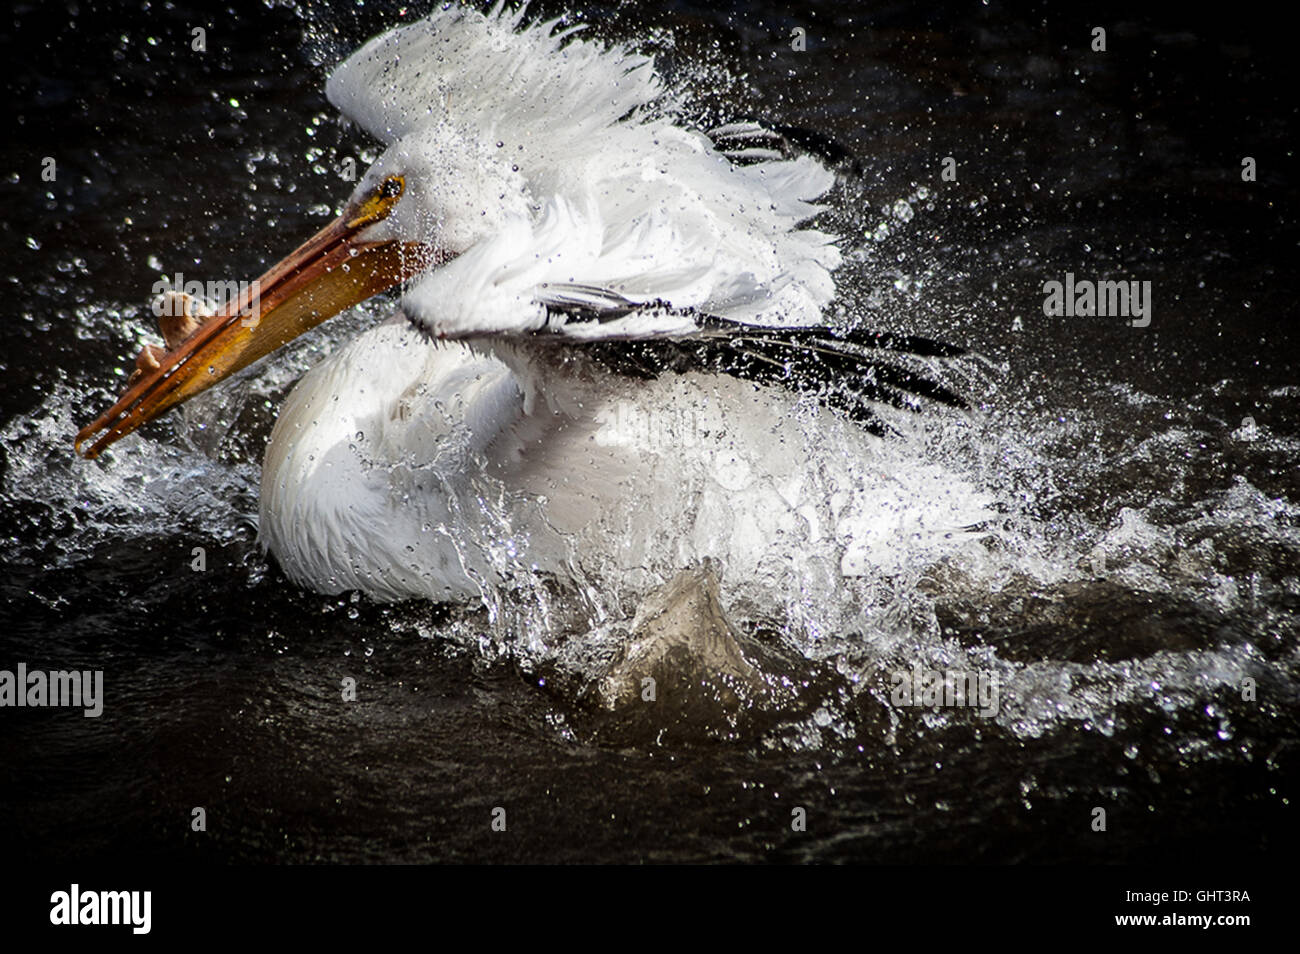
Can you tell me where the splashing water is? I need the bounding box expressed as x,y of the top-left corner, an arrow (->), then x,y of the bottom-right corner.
2,0 -> 1296,863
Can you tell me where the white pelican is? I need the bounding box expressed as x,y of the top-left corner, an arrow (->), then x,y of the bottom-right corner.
76,3 -> 972,615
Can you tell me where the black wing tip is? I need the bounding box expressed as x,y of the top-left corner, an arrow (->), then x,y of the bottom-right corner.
841,329 -> 967,359
710,120 -> 867,178
672,319 -> 972,423
532,306 -> 972,432
702,316 -> 968,357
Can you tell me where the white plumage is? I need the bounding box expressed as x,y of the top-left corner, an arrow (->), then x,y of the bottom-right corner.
253,3 -> 984,609
325,2 -> 840,337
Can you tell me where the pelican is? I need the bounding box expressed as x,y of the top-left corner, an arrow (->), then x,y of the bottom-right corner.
76,3 -> 973,617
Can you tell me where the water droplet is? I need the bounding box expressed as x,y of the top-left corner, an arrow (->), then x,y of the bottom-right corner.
890,198 -> 914,222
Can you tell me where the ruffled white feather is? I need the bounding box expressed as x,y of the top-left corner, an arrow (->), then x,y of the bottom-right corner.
325,1 -> 841,336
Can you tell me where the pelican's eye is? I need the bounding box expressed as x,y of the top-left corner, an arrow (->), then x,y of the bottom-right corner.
346,174 -> 406,229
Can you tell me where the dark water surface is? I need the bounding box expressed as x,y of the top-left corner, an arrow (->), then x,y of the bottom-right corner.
2,0 -> 1297,863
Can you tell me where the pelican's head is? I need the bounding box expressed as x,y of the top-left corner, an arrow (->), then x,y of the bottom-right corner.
75,122 -> 525,460
351,122 -> 530,253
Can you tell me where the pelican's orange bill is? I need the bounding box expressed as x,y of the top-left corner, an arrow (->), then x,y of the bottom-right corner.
76,177 -> 435,459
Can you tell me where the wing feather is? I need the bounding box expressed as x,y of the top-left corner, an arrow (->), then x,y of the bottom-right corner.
325,4 -> 662,145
